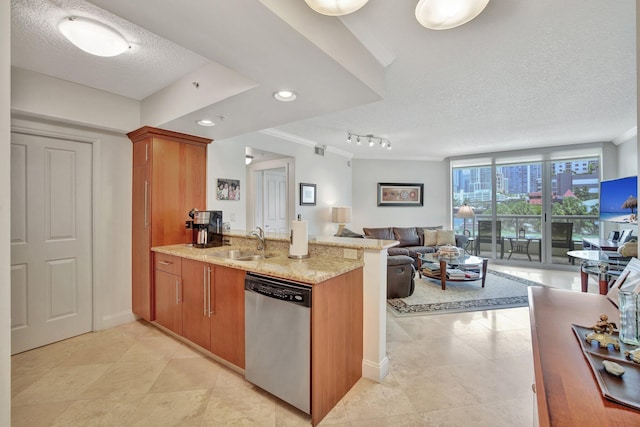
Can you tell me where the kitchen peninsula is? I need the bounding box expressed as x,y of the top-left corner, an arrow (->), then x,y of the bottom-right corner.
151,231 -> 397,426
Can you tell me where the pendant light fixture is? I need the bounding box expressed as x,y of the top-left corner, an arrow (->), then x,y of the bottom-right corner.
59,17 -> 129,57
304,0 -> 369,16
415,0 -> 490,30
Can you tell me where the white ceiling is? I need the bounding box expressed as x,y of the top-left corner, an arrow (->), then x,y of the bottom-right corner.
10,0 -> 637,160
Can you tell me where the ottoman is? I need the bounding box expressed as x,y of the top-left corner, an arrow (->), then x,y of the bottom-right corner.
387,255 -> 416,299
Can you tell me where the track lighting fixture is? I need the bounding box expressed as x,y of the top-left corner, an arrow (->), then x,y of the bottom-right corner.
346,132 -> 392,150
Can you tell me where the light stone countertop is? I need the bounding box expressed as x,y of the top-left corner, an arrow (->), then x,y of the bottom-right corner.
152,243 -> 364,285
152,231 -> 398,284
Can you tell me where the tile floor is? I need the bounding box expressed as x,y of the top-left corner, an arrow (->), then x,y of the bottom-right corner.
11,266 -> 586,426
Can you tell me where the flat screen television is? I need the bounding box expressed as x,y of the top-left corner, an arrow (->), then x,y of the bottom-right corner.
599,176 -> 638,223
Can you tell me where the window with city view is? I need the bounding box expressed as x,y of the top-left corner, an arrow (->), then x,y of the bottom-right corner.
452,156 -> 600,265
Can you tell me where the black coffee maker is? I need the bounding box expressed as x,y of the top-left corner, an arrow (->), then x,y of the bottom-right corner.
186,209 -> 223,248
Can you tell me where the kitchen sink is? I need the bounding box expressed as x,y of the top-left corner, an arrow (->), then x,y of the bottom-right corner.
207,250 -> 275,261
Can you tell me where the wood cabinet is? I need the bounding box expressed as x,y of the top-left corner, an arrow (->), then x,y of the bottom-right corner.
153,253 -> 182,334
181,258 -> 212,350
311,267 -> 363,426
129,126 -> 211,320
211,266 -> 246,368
153,257 -> 246,369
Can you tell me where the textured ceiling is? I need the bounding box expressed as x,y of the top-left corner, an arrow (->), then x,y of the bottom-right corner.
10,0 -> 637,160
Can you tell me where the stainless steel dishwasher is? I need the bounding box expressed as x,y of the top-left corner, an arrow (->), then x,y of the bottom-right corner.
244,272 -> 311,414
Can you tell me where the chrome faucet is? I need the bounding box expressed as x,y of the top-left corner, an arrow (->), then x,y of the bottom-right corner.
248,226 -> 266,251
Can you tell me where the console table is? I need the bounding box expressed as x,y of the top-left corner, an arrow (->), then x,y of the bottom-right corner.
529,286 -> 640,426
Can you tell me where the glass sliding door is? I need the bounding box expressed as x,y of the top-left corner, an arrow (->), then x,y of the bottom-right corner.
452,151 -> 601,266
547,157 -> 600,265
452,164 -> 498,258
494,161 -> 543,263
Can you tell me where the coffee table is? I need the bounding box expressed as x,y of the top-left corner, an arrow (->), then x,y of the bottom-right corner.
419,253 -> 488,290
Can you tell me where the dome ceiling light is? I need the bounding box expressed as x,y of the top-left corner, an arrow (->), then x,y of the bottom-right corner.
415,0 -> 490,30
58,16 -> 130,57
305,0 -> 490,30
304,0 -> 369,16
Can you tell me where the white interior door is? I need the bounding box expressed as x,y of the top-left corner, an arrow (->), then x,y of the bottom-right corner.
263,168 -> 288,234
11,131 -> 93,354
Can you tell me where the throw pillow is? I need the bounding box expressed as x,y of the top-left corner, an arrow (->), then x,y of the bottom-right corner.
436,229 -> 456,246
423,229 -> 438,246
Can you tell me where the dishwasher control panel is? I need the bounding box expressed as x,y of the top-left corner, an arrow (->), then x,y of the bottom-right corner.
245,273 -> 311,307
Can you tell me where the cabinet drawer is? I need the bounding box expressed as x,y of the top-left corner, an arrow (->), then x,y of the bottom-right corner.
154,253 -> 181,275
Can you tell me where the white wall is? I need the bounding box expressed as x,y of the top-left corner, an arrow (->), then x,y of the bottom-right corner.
207,132 -> 352,236
1,1 -> 11,423
351,159 -> 450,233
11,67 -> 140,133
617,135 -> 638,178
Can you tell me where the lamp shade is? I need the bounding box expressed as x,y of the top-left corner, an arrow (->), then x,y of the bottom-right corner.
331,206 -> 352,224
456,204 -> 475,218
415,0 -> 490,30
305,0 -> 369,16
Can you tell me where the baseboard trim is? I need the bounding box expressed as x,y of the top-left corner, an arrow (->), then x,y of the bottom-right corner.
97,310 -> 136,330
362,356 -> 389,382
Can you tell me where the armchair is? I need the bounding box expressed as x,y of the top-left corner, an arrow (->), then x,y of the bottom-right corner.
551,222 -> 575,264
474,220 -> 504,259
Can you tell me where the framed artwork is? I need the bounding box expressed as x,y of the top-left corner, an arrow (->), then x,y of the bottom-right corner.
216,178 -> 240,200
300,183 -> 316,206
377,182 -> 424,206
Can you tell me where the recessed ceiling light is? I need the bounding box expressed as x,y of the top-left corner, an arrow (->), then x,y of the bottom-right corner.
273,90 -> 297,102
197,119 -> 215,127
59,16 -> 129,57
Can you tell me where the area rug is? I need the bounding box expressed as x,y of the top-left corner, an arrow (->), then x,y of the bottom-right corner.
387,270 -> 542,317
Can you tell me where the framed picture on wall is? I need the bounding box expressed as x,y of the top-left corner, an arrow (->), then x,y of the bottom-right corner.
377,182 -> 424,206
300,183 -> 316,206
217,178 -> 240,200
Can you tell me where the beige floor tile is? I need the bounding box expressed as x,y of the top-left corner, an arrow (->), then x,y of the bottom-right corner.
316,401 -> 350,425
50,395 -> 144,427
420,396 -> 534,427
82,360 -> 168,399
11,401 -> 72,427
394,366 -> 481,413
274,399 -> 313,426
201,384 -> 277,425
340,377 -> 417,422
449,359 -> 532,404
118,336 -> 191,362
349,413 -> 428,427
128,389 -> 210,427
461,328 -> 532,360
149,357 -> 222,393
12,363 -> 111,406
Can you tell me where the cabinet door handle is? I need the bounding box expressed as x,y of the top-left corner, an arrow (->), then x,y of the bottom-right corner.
203,267 -> 207,316
145,142 -> 148,161
144,180 -> 149,228
175,280 -> 180,304
158,261 -> 172,266
208,267 -> 213,316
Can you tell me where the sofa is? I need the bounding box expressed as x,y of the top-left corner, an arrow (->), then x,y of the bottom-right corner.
362,226 -> 468,299
362,226 -> 468,268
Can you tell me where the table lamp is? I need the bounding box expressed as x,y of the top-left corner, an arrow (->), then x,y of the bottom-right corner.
456,204 -> 475,236
331,206 -> 352,236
